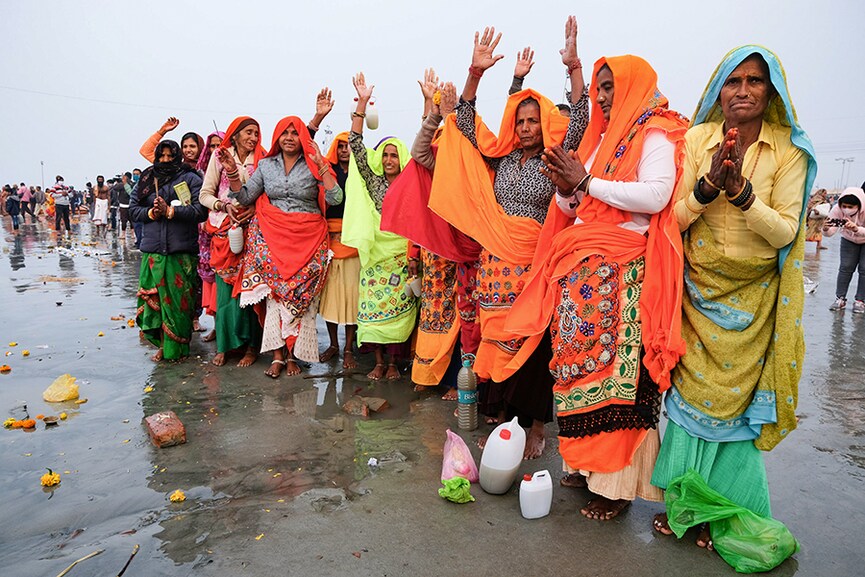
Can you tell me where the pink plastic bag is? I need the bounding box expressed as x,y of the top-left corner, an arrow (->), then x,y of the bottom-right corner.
441,428 -> 479,483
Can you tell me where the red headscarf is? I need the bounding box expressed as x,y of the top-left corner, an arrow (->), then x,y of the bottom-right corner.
220,116 -> 266,170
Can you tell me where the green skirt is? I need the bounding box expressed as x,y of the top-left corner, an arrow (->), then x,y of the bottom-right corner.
214,275 -> 261,354
651,420 -> 771,517
136,253 -> 196,360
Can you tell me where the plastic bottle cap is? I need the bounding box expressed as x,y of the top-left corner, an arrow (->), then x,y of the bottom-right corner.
499,429 -> 511,440
462,360 -> 472,368
523,474 -> 532,481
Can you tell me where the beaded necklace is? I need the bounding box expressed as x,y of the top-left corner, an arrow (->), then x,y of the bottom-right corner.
747,141 -> 764,181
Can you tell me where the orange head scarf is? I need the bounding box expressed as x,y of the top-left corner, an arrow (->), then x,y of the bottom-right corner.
477,88 -> 570,156
324,131 -> 349,166
220,116 -> 267,170
574,55 -> 681,225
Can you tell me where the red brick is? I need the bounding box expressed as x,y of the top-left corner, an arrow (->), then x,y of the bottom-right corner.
144,411 -> 186,448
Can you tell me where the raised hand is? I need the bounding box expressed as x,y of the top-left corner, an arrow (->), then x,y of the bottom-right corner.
352,72 -> 374,102
472,26 -> 504,71
514,47 -> 535,78
215,147 -> 238,174
160,117 -> 179,134
315,87 -> 334,117
418,68 -> 440,102
439,82 -> 458,116
560,16 -> 580,70
307,139 -> 325,168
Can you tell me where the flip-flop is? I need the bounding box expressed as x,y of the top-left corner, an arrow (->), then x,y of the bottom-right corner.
653,513 -> 674,535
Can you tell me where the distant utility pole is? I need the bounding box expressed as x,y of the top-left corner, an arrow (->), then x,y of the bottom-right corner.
836,157 -> 855,189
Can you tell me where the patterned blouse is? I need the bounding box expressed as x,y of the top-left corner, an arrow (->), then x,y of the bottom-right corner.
456,88 -> 589,224
232,154 -> 342,214
348,131 -> 390,213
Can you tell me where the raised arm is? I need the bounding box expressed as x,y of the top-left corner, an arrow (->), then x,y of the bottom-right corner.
510,46 -> 534,95
461,26 -> 504,102
139,117 -> 179,163
308,87 -> 334,138
560,16 -> 589,152
307,140 -> 343,206
412,69 -> 443,170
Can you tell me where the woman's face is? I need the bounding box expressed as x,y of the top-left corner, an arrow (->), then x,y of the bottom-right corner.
158,146 -> 175,163
208,135 -> 223,150
596,66 -> 615,121
278,125 -> 302,155
234,125 -> 260,154
181,137 -> 200,161
514,102 -> 542,151
381,144 -> 401,177
719,55 -> 772,126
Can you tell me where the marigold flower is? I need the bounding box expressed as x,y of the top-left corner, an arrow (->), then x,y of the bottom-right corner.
41,468 -> 61,487
169,489 -> 186,502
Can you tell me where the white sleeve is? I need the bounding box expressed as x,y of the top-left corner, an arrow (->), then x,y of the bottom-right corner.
584,129 -> 676,215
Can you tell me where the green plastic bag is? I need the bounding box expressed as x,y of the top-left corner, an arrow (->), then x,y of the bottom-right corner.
666,470 -> 799,573
439,476 -> 475,504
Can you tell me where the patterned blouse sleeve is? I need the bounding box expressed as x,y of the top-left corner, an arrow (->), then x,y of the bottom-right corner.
348,131 -> 378,192
562,86 -> 590,152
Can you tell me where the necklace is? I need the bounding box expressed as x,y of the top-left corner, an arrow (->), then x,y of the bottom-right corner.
747,141 -> 764,181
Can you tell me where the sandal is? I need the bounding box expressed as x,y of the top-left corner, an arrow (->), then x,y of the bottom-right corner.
265,359 -> 286,378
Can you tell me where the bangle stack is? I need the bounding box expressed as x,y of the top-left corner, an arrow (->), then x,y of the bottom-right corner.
566,58 -> 582,75
318,164 -> 329,177
352,111 -> 366,119
694,176 -> 721,205
147,208 -> 157,220
166,206 -> 175,220
727,179 -> 754,209
468,65 -> 484,79
226,169 -> 240,181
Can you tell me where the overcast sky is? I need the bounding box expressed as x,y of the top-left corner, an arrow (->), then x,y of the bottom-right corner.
2,0 -> 863,191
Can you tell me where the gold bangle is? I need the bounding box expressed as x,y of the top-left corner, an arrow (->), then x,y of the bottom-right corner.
703,173 -> 723,192
148,208 -> 156,220
352,111 -> 366,119
318,164 -> 329,176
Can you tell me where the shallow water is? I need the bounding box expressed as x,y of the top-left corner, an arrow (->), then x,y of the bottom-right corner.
1,217 -> 864,576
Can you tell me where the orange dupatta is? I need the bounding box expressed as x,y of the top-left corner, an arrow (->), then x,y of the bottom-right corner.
321,132 -> 358,259
428,89 -> 570,381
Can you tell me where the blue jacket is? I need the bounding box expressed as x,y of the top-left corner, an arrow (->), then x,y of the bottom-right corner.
130,171 -> 207,254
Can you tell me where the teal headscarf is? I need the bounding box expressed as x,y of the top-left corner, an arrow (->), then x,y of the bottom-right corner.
691,45 -> 817,271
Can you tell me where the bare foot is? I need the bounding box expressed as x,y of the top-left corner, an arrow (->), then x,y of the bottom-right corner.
202,330 -> 216,342
385,363 -> 400,380
212,352 -> 226,366
653,512 -> 674,536
285,360 -> 302,376
343,350 -> 358,370
484,416 -> 499,425
151,349 -> 164,362
413,384 -> 428,392
265,360 -> 285,378
580,496 -> 631,520
477,436 -> 488,450
696,524 -> 714,551
192,319 -> 204,332
237,347 -> 257,367
560,472 -> 587,488
367,363 -> 385,380
523,422 -> 546,459
319,345 -> 339,362
441,389 -> 459,401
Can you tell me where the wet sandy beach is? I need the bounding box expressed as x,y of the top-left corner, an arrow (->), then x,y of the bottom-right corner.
1,216 -> 863,576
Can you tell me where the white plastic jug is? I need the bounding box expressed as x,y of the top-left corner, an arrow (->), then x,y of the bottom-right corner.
228,225 -> 244,254
519,470 -> 552,519
365,100 -> 379,130
479,417 -> 526,494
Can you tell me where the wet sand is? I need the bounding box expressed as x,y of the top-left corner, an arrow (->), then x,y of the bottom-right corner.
1,217 -> 863,576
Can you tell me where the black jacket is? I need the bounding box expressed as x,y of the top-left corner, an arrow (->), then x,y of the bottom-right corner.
130,171 -> 206,254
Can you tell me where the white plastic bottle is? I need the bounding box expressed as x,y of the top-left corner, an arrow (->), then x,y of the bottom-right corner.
365,100 -> 379,130
228,224 -> 244,254
519,470 -> 553,519
478,417 -> 526,494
